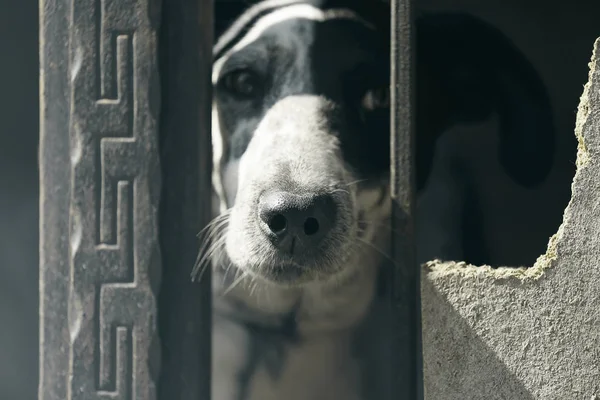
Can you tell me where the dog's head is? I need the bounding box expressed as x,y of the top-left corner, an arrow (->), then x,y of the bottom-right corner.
201,0 -> 556,287
207,0 -> 392,286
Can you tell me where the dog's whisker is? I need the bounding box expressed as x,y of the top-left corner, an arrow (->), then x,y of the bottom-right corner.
192,221 -> 230,282
354,236 -> 398,267
203,234 -> 228,266
200,231 -> 226,263
222,262 -> 236,284
248,276 -> 262,298
196,209 -> 231,239
223,270 -> 249,296
192,254 -> 213,283
343,178 -> 369,188
201,221 -> 230,246
195,219 -> 229,265
247,272 -> 260,295
330,188 -> 351,196
196,233 -> 218,265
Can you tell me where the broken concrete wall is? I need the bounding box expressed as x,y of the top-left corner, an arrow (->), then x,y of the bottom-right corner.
421,38 -> 600,399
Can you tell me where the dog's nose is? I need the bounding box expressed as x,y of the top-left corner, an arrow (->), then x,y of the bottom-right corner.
258,191 -> 336,253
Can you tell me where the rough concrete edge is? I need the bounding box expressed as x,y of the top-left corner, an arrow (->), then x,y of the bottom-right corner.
423,37 -> 600,284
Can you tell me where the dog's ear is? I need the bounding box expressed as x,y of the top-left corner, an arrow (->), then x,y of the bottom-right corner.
416,12 -> 556,188
318,0 -> 390,35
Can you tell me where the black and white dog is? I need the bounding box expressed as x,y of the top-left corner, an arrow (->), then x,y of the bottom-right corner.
196,0 -> 555,399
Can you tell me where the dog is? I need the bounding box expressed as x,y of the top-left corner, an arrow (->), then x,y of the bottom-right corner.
194,0 -> 555,399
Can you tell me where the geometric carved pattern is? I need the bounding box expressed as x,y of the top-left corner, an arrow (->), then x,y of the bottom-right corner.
68,0 -> 161,398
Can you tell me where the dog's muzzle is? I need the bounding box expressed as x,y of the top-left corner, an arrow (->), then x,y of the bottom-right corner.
223,95 -> 358,285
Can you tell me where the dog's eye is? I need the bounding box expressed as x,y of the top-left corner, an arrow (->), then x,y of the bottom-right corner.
361,87 -> 390,111
222,70 -> 260,98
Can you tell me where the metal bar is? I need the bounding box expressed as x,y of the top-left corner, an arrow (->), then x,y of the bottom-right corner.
389,0 -> 423,398
156,0 -> 213,397
39,0 -> 163,398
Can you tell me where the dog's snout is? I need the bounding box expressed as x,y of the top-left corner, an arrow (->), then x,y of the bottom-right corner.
258,191 -> 336,253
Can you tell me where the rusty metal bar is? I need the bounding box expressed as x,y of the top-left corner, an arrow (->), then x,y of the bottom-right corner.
156,0 -> 213,398
389,0 -> 423,398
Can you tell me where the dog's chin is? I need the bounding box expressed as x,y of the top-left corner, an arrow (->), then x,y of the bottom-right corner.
224,237 -> 356,287
234,256 -> 346,287
252,263 -> 319,286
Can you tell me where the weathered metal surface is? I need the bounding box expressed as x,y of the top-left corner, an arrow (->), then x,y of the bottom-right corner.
390,0 -> 423,398
40,0 -> 162,398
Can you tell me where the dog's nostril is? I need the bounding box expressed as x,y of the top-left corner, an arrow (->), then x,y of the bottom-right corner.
303,217 -> 320,236
258,191 -> 337,248
268,213 -> 287,234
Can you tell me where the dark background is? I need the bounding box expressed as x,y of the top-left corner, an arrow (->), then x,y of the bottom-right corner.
1,0 -> 599,398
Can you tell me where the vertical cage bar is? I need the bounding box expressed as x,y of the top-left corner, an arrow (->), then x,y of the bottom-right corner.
40,0 -> 163,399
157,0 -> 213,398
390,0 -> 423,398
